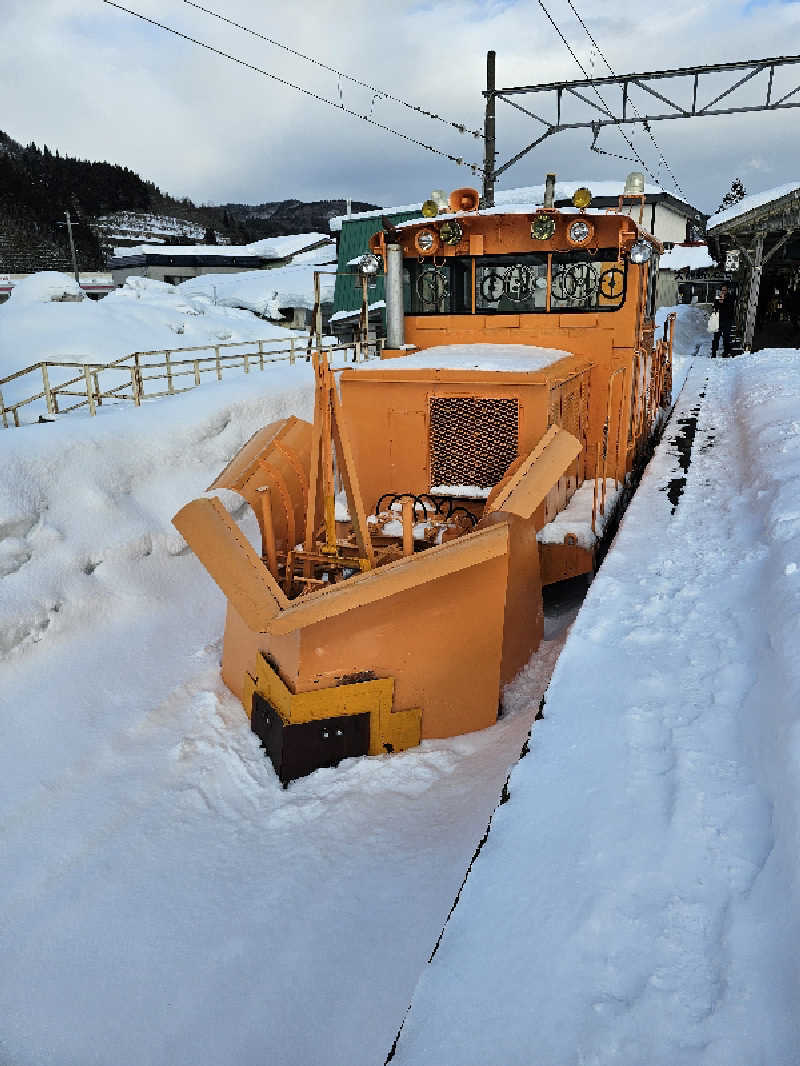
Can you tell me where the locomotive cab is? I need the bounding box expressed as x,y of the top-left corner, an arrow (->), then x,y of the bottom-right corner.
355,178 -> 673,585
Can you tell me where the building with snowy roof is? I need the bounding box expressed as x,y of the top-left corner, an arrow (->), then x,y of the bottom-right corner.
109,233 -> 334,289
655,243 -> 719,308
706,183 -> 800,351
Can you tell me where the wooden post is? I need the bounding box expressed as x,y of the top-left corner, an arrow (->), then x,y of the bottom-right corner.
258,339 -> 264,370
290,337 -> 296,365
244,348 -> 250,374
743,230 -> 765,352
402,498 -> 415,557
193,359 -> 200,386
215,345 -> 222,381
130,366 -> 141,405
134,353 -> 143,401
258,486 -> 279,579
314,272 -> 323,354
93,370 -> 102,406
41,363 -> 54,415
165,350 -> 174,393
83,363 -> 96,416
0,387 -> 8,429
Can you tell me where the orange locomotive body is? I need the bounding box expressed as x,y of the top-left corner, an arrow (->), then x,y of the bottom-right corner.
173,179 -> 674,785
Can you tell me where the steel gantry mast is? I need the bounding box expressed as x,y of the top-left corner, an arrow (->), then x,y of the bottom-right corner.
482,52 -> 800,205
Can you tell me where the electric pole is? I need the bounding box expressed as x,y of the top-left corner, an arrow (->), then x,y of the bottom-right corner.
482,50 -> 496,209
64,210 -> 79,284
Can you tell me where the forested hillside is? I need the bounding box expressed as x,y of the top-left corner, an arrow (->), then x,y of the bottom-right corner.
0,131 -> 375,271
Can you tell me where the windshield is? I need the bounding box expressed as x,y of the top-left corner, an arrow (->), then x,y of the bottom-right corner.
406,248 -> 627,315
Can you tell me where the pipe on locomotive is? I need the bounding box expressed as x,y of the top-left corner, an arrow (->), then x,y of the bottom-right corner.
543,172 -> 556,209
386,242 -> 405,350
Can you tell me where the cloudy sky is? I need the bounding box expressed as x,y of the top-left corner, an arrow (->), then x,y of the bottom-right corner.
2,0 -> 799,215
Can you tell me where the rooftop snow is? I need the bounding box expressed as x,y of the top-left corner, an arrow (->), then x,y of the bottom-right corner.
328,181 -> 667,231
113,233 -> 332,261
353,343 -> 572,373
707,182 -> 800,230
659,244 -> 715,270
179,262 -> 336,318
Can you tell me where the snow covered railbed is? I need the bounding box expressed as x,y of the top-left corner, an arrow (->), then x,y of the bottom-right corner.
391,348 -> 800,1065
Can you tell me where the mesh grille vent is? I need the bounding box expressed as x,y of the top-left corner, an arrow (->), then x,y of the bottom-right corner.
429,396 -> 519,489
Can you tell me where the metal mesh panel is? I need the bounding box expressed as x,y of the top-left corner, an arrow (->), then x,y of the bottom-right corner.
429,396 -> 519,488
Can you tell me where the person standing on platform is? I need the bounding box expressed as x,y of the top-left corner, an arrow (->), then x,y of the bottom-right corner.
711,284 -> 736,357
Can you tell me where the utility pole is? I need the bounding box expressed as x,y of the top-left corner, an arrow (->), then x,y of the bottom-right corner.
64,211 -> 79,285
482,50 -> 496,209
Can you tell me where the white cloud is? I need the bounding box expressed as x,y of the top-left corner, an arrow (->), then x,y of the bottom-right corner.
1,0 -> 799,214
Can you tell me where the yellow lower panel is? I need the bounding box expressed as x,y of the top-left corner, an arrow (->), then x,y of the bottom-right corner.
243,653 -> 422,757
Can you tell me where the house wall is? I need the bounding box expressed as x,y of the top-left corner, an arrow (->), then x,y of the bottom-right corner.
111,264 -> 269,286
614,202 -> 691,245
656,268 -> 679,308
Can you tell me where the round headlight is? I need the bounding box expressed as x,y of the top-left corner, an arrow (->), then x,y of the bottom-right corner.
629,240 -> 653,264
414,229 -> 439,255
568,219 -> 593,245
572,187 -> 592,209
357,253 -> 381,276
531,213 -> 556,240
439,220 -> 463,246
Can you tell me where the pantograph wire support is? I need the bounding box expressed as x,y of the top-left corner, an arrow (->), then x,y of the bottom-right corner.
563,0 -> 687,199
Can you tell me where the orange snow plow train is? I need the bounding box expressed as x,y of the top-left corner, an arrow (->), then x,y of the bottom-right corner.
173,175 -> 674,785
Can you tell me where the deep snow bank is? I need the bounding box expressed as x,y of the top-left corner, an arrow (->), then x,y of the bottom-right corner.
0,367 -> 314,660
0,274 -> 307,403
392,349 -> 800,1066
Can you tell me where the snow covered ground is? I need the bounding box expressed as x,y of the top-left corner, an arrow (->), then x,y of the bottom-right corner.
3,301 -> 797,1065
392,348 -> 800,1064
0,274 -> 319,419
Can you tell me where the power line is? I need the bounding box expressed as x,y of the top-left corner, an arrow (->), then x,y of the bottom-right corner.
181,0 -> 482,140
534,0 -> 660,184
563,0 -> 688,200
102,1 -> 484,174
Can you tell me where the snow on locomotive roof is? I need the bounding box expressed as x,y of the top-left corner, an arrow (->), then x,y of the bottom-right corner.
354,343 -> 572,373
327,180 -> 666,231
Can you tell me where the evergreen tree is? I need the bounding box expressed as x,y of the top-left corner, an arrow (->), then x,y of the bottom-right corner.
717,178 -> 747,213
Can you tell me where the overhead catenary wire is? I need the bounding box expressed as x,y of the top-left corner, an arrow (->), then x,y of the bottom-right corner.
102,0 -> 484,174
563,0 -> 689,200
181,0 -> 482,139
534,0 -> 660,185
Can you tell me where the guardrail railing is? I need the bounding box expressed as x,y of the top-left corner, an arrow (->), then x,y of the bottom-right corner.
0,334 -> 384,428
